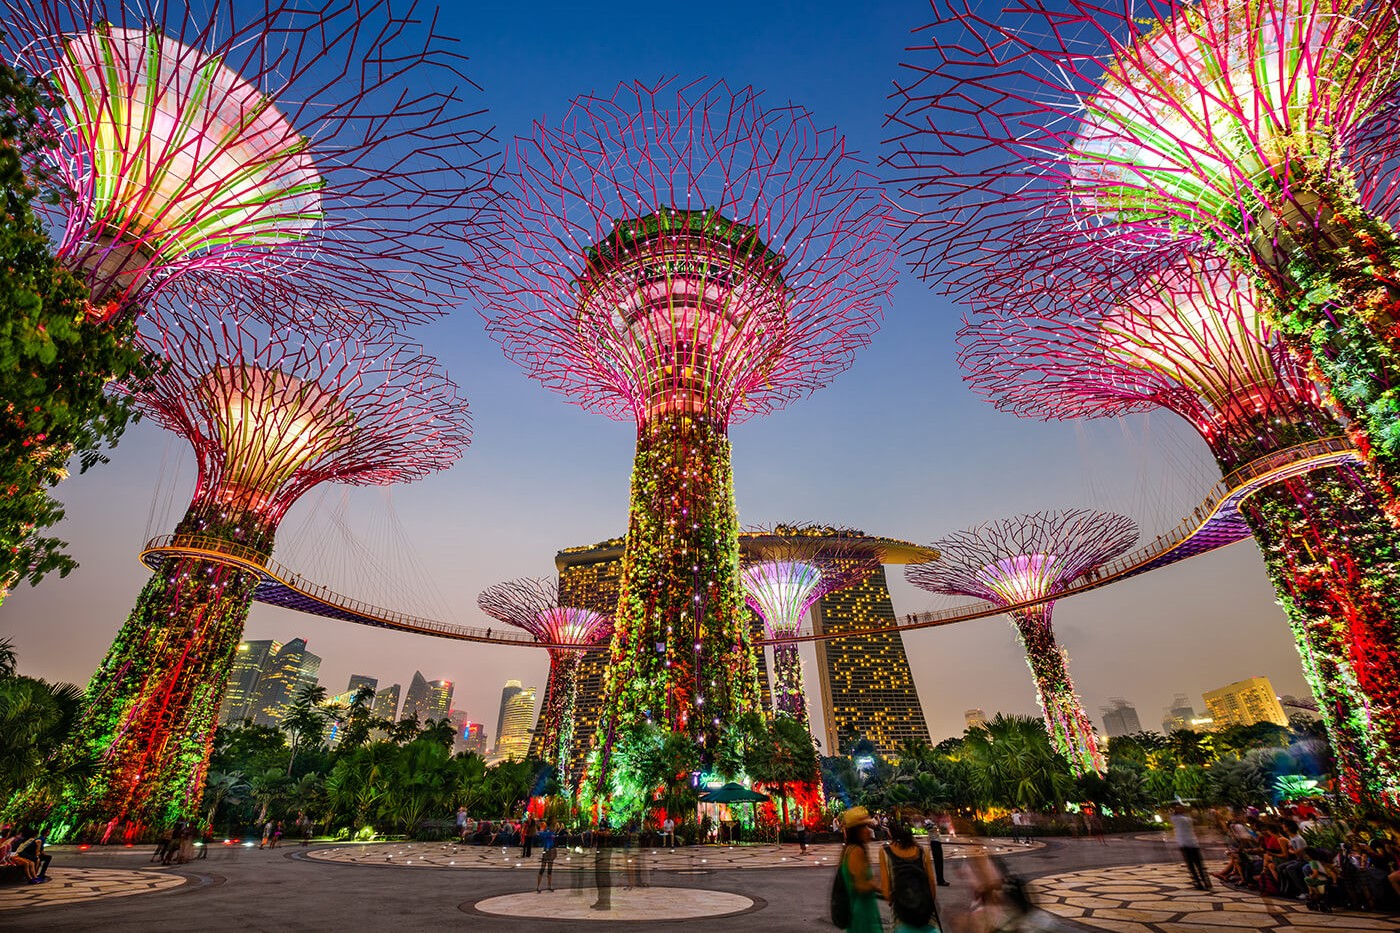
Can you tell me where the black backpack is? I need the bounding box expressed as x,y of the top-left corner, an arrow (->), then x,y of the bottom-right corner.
885,845 -> 935,927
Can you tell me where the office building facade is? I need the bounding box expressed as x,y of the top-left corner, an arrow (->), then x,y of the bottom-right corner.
1203,676 -> 1289,729
495,684 -> 537,761
402,671 -> 453,722
812,565 -> 931,756
1101,698 -> 1142,738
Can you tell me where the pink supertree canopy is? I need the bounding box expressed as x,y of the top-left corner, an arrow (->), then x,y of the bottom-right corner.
131,297 -> 471,536
908,510 -> 1138,775
476,77 -> 898,426
957,250 -> 1328,467
884,0 -> 1400,287
3,0 -> 492,320
477,576 -> 612,781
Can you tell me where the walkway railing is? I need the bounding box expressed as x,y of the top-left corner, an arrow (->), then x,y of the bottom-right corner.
140,436 -> 1359,649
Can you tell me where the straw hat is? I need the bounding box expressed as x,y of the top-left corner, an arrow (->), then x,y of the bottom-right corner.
842,806 -> 876,829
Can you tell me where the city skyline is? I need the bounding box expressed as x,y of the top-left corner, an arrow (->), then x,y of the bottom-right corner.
0,0 -> 1316,745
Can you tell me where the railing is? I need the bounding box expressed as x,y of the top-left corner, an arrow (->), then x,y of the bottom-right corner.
140,436 -> 1359,649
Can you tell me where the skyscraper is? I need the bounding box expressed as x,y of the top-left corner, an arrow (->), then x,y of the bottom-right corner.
1203,677 -> 1290,729
374,683 -> 402,722
812,566 -> 931,757
402,671 -> 453,722
1101,698 -> 1142,738
495,684 -> 537,761
964,708 -> 989,733
251,638 -> 321,727
347,674 -> 378,696
1162,694 -> 1197,733
219,639 -> 279,725
495,680 -> 523,753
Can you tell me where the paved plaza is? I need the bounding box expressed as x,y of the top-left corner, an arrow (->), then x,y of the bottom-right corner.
3,834 -> 1398,931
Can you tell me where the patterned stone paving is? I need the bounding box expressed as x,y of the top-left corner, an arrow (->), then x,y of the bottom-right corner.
471,886 -> 755,921
1029,862 -> 1400,931
0,867 -> 186,911
307,838 -> 1040,872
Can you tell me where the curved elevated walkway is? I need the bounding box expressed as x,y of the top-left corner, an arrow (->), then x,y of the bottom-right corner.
140,436 -> 1358,648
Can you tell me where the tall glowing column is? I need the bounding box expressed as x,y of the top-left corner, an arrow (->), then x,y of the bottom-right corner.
887,0 -> 1400,514
908,511 -> 1139,775
740,527 -> 883,726
959,252 -> 1400,805
43,303 -> 469,840
475,79 -> 897,779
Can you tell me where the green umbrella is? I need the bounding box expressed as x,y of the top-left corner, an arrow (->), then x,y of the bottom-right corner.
698,782 -> 770,804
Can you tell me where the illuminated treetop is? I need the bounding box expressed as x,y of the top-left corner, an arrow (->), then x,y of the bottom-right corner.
476,576 -> 613,652
909,511 -> 1138,607
957,250 -> 1325,462
3,0 -> 492,319
884,0 -> 1400,286
477,77 -> 898,425
741,524 -> 885,636
131,297 -> 471,524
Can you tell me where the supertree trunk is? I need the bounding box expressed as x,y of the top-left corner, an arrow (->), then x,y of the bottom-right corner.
1239,466 -> 1400,807
600,409 -> 760,758
540,653 -> 582,786
770,642 -> 808,727
44,500 -> 275,841
1008,605 -> 1104,776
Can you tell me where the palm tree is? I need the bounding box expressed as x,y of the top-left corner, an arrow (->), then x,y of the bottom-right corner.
1167,729 -> 1216,767
0,672 -> 86,805
748,716 -> 819,825
248,767 -> 292,824
418,717 -> 456,749
283,684 -> 330,775
202,770 -> 248,831
964,714 -> 1074,810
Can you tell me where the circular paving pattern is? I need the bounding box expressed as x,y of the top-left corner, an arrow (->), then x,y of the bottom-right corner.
308,838 -> 1038,872
471,886 -> 754,921
0,867 -> 186,911
1030,862 -> 1400,931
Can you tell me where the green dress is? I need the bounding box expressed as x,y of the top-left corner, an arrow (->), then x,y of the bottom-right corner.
841,846 -> 883,933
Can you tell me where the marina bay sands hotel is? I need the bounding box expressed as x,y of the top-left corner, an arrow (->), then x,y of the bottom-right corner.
541,533 -> 933,770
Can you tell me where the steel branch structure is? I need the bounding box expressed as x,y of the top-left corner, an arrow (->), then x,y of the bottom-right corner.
740,524 -> 884,726
477,577 -> 612,785
475,78 -> 898,793
908,511 -> 1138,775
886,0 -> 1400,515
44,300 -> 470,841
3,0 -> 491,321
959,251 -> 1400,804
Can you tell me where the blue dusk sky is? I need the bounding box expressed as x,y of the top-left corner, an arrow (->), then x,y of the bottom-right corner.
2,0 -> 1311,744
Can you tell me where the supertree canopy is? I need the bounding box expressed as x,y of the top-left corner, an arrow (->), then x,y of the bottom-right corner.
2,0 -> 491,320
959,250 -> 1400,805
477,577 -> 613,786
475,78 -> 898,777
40,299 -> 470,841
740,525 -> 884,726
908,511 -> 1139,775
886,0 -> 1400,516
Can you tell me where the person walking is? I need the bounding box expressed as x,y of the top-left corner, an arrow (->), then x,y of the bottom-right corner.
880,824 -> 941,933
260,819 -> 274,850
522,815 -> 537,858
838,807 -> 883,933
536,823 -> 557,892
662,816 -> 676,851
455,806 -> 469,842
923,817 -> 950,886
1172,807 -> 1212,891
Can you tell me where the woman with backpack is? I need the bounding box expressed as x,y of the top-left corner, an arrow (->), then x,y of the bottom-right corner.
880,824 -> 941,932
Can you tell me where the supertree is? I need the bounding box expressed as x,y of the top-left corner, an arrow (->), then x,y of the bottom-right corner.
2,0 -> 491,321
908,510 -> 1139,775
958,249 -> 1400,804
38,299 -> 470,841
474,78 -> 898,779
885,0 -> 1400,514
740,526 -> 884,727
477,577 -> 613,785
